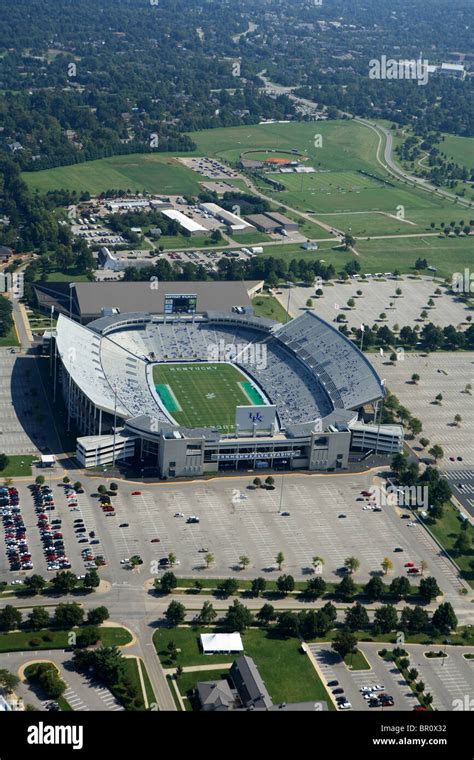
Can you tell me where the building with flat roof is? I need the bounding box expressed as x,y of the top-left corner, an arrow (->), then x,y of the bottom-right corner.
263,211 -> 299,231
199,203 -> 255,233
34,280 -> 264,323
161,209 -> 207,236
244,214 -> 280,233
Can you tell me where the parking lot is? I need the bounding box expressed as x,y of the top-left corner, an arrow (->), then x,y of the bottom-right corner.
396,644 -> 474,711
0,472 -> 465,602
310,642 -> 418,712
443,471 -> 474,517
278,276 -> 470,331
369,352 -> 474,469
0,352 -> 60,455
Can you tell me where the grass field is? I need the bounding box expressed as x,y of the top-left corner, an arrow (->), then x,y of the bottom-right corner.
439,134 -> 474,170
0,455 -> 36,478
252,295 -> 289,323
152,362 -> 266,432
428,503 -> 474,586
23,154 -> 202,196
0,322 -> 19,347
154,625 -> 332,707
0,626 -> 132,653
344,649 -> 371,670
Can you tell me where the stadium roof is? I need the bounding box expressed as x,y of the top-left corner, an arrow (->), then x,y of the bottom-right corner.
35,281 -> 264,323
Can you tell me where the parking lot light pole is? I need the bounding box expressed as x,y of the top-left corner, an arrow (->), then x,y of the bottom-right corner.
278,475 -> 284,514
442,638 -> 450,665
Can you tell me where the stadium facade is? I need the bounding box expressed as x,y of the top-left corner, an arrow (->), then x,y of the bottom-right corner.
52,285 -> 403,478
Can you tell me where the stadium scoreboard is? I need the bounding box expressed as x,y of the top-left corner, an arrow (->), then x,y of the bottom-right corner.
164,293 -> 197,314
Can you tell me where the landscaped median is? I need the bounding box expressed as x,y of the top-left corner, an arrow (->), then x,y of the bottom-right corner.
154,625 -> 334,711
0,626 -> 132,653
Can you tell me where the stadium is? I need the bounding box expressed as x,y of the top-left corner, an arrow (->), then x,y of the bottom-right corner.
51,281 -> 403,478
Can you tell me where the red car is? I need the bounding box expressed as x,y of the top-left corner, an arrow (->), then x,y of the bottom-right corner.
53,532 -> 63,539
404,562 -> 415,567
131,491 -> 142,496
413,705 -> 427,711
407,568 -> 420,575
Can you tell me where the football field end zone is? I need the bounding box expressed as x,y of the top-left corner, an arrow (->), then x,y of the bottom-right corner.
155,383 -> 182,413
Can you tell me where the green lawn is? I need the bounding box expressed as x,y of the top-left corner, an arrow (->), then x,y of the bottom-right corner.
23,154 -> 202,196
0,626 -> 131,653
344,649 -> 371,670
156,233 -> 215,250
154,625 -> 332,707
152,362 -> 266,433
0,324 -> 19,347
139,659 -> 156,708
427,504 -> 474,586
252,295 -> 289,323
0,456 -> 36,478
229,231 -> 273,245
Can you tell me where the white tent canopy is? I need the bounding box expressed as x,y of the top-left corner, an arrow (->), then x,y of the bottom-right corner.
200,633 -> 243,654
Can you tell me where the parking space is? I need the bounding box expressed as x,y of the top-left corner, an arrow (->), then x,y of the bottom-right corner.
310,643 -> 418,712
0,351 -> 60,455
277,277 -> 470,330
443,471 -> 474,517
369,352 -> 474,470
89,474 -> 464,598
402,646 -> 474,711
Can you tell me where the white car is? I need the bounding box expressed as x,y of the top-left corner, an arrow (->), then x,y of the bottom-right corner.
407,522 -> 417,527
338,701 -> 352,709
120,559 -> 130,564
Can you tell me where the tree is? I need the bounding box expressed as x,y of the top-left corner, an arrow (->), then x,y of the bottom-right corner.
428,445 -> 444,463
167,641 -> 178,661
300,610 -> 332,639
24,574 -> 46,595
28,608 -> 50,630
53,603 -> 83,629
97,485 -> 107,494
276,611 -> 299,638
419,437 -> 430,449
411,373 -> 420,385
454,532 -> 471,553
337,575 -> 356,601
204,553 -> 214,568
419,576 -> 442,603
239,555 -> 250,570
0,669 -> 19,694
52,571 -> 78,595
73,481 -> 82,491
110,482 -> 118,491
275,551 -> 285,570
305,577 -> 327,599
256,603 -> 275,625
371,604 -> 397,634
345,602 -> 369,631
344,556 -> 360,574
381,557 -> 393,576
454,414 -> 462,427
167,552 -> 177,568
364,576 -> 384,601
28,664 -> 66,700
253,477 -> 262,487
62,476 -> 70,484
0,605 -> 22,631
165,600 -> 186,627
83,569 -> 100,590
87,606 -> 109,625
76,626 -> 101,648
251,577 -> 266,597
431,603 -> 457,634
224,600 -> 253,632
407,668 -> 419,682
35,475 -> 45,485
276,574 -> 295,595
306,298 -> 313,308
197,601 -> 217,625
158,571 -> 177,594
332,630 -> 358,661
265,476 -> 274,486
389,576 -> 411,601
217,578 -> 239,598
419,560 -> 428,577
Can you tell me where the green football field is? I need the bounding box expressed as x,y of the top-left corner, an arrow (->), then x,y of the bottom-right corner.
152,362 -> 266,432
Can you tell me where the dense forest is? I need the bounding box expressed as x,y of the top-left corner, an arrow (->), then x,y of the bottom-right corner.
0,0 -> 472,175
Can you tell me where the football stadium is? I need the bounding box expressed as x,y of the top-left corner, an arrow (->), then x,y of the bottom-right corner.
50,281 -> 403,478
